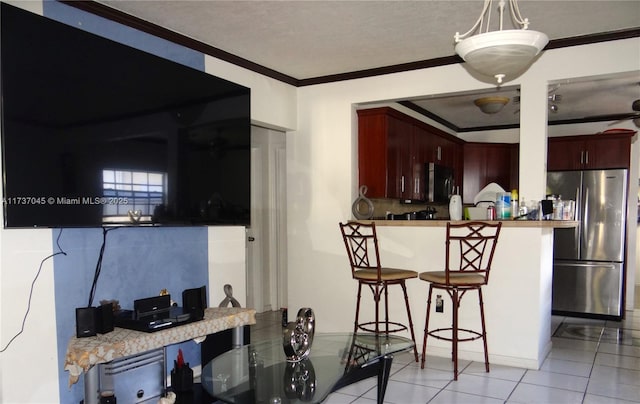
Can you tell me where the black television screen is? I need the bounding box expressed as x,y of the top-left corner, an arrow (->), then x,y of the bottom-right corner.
0,3 -> 251,228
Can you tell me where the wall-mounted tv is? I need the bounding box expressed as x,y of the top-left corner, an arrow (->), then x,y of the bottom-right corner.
0,3 -> 251,228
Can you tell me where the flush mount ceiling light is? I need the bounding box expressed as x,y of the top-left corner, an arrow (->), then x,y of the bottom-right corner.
454,0 -> 549,85
474,96 -> 510,114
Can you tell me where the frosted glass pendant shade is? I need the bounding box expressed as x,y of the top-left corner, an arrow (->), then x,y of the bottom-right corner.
455,30 -> 549,84
474,96 -> 510,114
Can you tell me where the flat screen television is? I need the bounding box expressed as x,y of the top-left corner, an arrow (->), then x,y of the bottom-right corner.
0,3 -> 251,228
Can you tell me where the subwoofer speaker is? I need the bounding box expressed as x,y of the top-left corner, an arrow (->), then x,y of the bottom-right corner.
182,285 -> 207,320
96,303 -> 114,334
76,307 -> 97,338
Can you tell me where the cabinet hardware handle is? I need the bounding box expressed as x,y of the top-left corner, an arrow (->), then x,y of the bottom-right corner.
248,236 -> 255,242
401,176 -> 405,193
580,151 -> 584,164
437,146 -> 442,161
585,151 -> 589,165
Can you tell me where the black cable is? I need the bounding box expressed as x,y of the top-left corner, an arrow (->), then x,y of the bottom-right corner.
0,229 -> 67,353
87,227 -> 116,307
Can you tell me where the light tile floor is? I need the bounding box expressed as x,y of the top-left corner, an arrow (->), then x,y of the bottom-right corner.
250,310 -> 640,404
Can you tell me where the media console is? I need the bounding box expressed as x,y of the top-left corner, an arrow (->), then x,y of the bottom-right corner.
64,307 -> 256,404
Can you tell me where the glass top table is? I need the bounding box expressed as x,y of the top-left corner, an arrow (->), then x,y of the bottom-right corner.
201,332 -> 414,404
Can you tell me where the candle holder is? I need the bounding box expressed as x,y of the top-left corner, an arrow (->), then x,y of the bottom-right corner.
282,308 -> 315,362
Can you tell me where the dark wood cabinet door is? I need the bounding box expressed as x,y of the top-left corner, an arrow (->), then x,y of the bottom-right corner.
548,133 -> 632,171
411,124 -> 432,200
584,134 -> 631,169
357,109 -> 389,198
387,116 -> 414,199
462,144 -> 485,203
547,138 -> 584,171
462,143 -> 516,204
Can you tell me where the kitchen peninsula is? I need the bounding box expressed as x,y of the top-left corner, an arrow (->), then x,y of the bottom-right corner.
354,219 -> 577,370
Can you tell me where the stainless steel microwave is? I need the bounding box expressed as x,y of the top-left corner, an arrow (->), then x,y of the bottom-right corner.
425,163 -> 454,203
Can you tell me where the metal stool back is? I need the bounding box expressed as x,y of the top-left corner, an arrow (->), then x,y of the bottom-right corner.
419,221 -> 502,379
339,221 -> 419,361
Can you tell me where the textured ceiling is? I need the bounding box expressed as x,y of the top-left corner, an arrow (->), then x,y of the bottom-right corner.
93,0 -> 640,130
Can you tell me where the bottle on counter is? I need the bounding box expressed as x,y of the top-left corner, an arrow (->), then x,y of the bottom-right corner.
495,192 -> 511,219
511,189 -> 519,219
449,186 -> 462,220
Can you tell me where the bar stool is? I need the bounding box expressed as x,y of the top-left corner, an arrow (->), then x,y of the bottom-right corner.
339,221 -> 419,361
420,221 -> 502,380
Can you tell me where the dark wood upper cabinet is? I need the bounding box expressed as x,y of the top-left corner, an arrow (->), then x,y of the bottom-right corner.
547,132 -> 633,171
357,108 -> 414,199
357,107 -> 463,200
359,108 -> 633,205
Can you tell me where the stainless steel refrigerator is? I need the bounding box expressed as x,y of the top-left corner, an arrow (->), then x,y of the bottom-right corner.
546,169 -> 627,320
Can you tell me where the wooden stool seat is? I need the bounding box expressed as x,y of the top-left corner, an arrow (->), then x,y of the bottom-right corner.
419,271 -> 485,285
354,268 -> 418,282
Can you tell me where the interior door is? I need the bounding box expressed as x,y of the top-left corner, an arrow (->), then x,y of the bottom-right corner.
247,143 -> 264,311
248,126 -> 287,313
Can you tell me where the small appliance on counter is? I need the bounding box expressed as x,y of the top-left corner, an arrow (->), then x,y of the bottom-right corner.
425,163 -> 454,203
449,187 -> 462,220
386,207 -> 438,220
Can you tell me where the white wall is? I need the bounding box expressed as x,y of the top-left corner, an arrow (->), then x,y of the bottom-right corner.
208,227 -> 248,308
0,4 -> 52,403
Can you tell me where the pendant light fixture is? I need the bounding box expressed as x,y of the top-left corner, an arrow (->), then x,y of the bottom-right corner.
474,96 -> 510,114
454,0 -> 549,85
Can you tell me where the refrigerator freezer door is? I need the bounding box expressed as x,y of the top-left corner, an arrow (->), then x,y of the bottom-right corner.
552,261 -> 623,318
547,171 -> 582,260
581,169 -> 627,262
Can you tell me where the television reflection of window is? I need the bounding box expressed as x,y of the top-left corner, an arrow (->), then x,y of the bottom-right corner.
102,169 -> 165,219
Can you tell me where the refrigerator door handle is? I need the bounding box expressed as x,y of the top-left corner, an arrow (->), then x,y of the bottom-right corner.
582,186 -> 589,252
556,262 -> 617,270
574,186 -> 581,252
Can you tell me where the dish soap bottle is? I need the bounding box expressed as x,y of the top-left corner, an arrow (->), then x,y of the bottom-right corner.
449,187 -> 462,221
511,189 -> 519,219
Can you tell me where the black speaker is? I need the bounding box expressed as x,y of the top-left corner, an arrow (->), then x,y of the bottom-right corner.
76,307 -> 97,338
96,303 -> 114,334
182,285 -> 207,320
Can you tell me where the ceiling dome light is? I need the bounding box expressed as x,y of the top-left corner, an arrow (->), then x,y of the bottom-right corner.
474,96 -> 510,114
454,0 -> 549,85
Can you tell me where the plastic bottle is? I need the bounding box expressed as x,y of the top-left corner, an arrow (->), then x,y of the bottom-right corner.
511,189 -> 519,219
449,187 -> 462,220
495,192 -> 511,219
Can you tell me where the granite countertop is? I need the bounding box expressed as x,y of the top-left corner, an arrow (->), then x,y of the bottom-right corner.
64,306 -> 256,386
356,219 -> 578,228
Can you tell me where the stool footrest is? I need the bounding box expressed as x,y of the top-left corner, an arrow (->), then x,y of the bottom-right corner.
358,321 -> 407,334
427,327 -> 483,343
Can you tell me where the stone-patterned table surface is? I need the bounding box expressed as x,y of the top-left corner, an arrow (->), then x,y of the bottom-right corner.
64,307 -> 256,385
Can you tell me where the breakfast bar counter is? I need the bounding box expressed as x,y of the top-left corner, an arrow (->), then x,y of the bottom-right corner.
358,219 -> 578,228
349,220 -> 577,370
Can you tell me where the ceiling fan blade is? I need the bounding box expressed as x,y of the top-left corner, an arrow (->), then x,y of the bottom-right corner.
608,118 -> 631,126
589,112 -> 640,121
